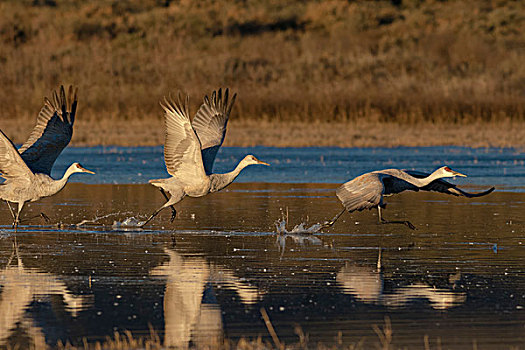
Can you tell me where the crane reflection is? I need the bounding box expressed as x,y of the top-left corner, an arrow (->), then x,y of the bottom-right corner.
150,247 -> 263,348
337,249 -> 466,310
0,241 -> 92,348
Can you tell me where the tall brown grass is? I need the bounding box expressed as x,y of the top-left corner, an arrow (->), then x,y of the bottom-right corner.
0,0 -> 524,143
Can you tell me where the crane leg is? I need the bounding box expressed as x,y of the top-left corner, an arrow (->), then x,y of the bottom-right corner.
159,189 -> 177,222
6,201 -> 48,226
321,208 -> 346,229
40,212 -> 50,223
5,201 -> 15,220
141,188 -> 184,227
21,212 -> 51,224
13,202 -> 24,230
140,205 -> 165,228
377,206 -> 415,230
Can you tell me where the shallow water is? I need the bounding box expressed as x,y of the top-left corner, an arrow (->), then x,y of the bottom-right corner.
0,181 -> 524,349
53,146 -> 525,189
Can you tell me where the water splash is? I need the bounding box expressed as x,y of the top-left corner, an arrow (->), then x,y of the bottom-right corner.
275,219 -> 323,235
275,219 -> 324,257
112,217 -> 145,228
75,211 -> 132,227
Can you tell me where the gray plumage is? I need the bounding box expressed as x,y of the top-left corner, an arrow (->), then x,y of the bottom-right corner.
0,86 -> 94,228
192,88 -> 236,175
141,88 -> 268,227
19,86 -> 77,175
336,167 -> 494,213
324,166 -> 495,230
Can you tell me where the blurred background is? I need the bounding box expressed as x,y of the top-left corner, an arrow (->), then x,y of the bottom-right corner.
0,0 -> 524,146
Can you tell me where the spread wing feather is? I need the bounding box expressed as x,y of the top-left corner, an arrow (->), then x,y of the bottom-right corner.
161,93 -> 206,181
336,174 -> 384,212
19,85 -> 77,175
0,130 -> 34,182
404,170 -> 495,197
373,169 -> 420,195
192,88 -> 237,175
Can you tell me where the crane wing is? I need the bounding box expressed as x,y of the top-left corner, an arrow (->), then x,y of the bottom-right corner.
191,88 -> 236,175
0,130 -> 34,181
19,85 -> 77,175
336,174 -> 384,212
161,93 -> 207,181
404,170 -> 495,197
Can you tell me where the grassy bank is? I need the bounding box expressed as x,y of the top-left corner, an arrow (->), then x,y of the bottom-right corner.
1,117 -> 524,148
0,0 -> 524,146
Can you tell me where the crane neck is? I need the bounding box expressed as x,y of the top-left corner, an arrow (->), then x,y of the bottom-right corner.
54,165 -> 79,188
413,170 -> 445,187
62,164 -> 79,181
40,164 -> 78,197
209,159 -> 249,192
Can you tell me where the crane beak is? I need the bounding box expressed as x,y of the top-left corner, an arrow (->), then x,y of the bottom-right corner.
80,166 -> 96,174
257,160 -> 270,166
453,171 -> 467,177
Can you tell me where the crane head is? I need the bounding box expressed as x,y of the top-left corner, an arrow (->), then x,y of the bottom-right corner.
72,163 -> 96,174
440,166 -> 466,178
243,155 -> 270,166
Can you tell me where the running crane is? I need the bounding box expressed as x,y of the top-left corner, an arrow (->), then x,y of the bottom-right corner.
141,88 -> 269,226
322,166 -> 494,230
0,86 -> 95,228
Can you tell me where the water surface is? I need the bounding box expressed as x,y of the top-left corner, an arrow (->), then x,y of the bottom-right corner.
0,182 -> 523,349
53,146 -> 525,189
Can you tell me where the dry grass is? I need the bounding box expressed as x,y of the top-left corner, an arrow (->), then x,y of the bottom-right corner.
1,117 -> 524,148
39,317 -> 520,350
0,0 -> 524,146
223,119 -> 525,148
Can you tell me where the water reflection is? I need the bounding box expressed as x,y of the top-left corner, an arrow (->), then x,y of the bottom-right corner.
150,247 -> 262,348
0,183 -> 522,349
381,283 -> 466,310
276,232 -> 323,258
0,241 -> 92,348
337,250 -> 466,310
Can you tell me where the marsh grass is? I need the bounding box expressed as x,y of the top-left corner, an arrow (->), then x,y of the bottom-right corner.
33,317 -> 518,350
0,0 -> 524,146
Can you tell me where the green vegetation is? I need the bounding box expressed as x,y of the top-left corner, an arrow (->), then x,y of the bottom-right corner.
0,0 -> 524,143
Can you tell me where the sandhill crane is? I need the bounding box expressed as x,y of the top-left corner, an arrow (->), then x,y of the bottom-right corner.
140,88 -> 269,227
323,166 -> 494,230
0,86 -> 95,228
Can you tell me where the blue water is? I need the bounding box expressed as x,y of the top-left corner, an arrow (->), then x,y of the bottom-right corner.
51,146 -> 525,190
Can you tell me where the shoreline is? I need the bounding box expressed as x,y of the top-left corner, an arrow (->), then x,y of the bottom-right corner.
1,118 -> 523,149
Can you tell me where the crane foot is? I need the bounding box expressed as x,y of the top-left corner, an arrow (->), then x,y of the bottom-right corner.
379,219 -> 416,230
320,209 -> 346,229
40,213 -> 50,223
320,220 -> 335,229
404,221 -> 416,230
169,209 -> 177,223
